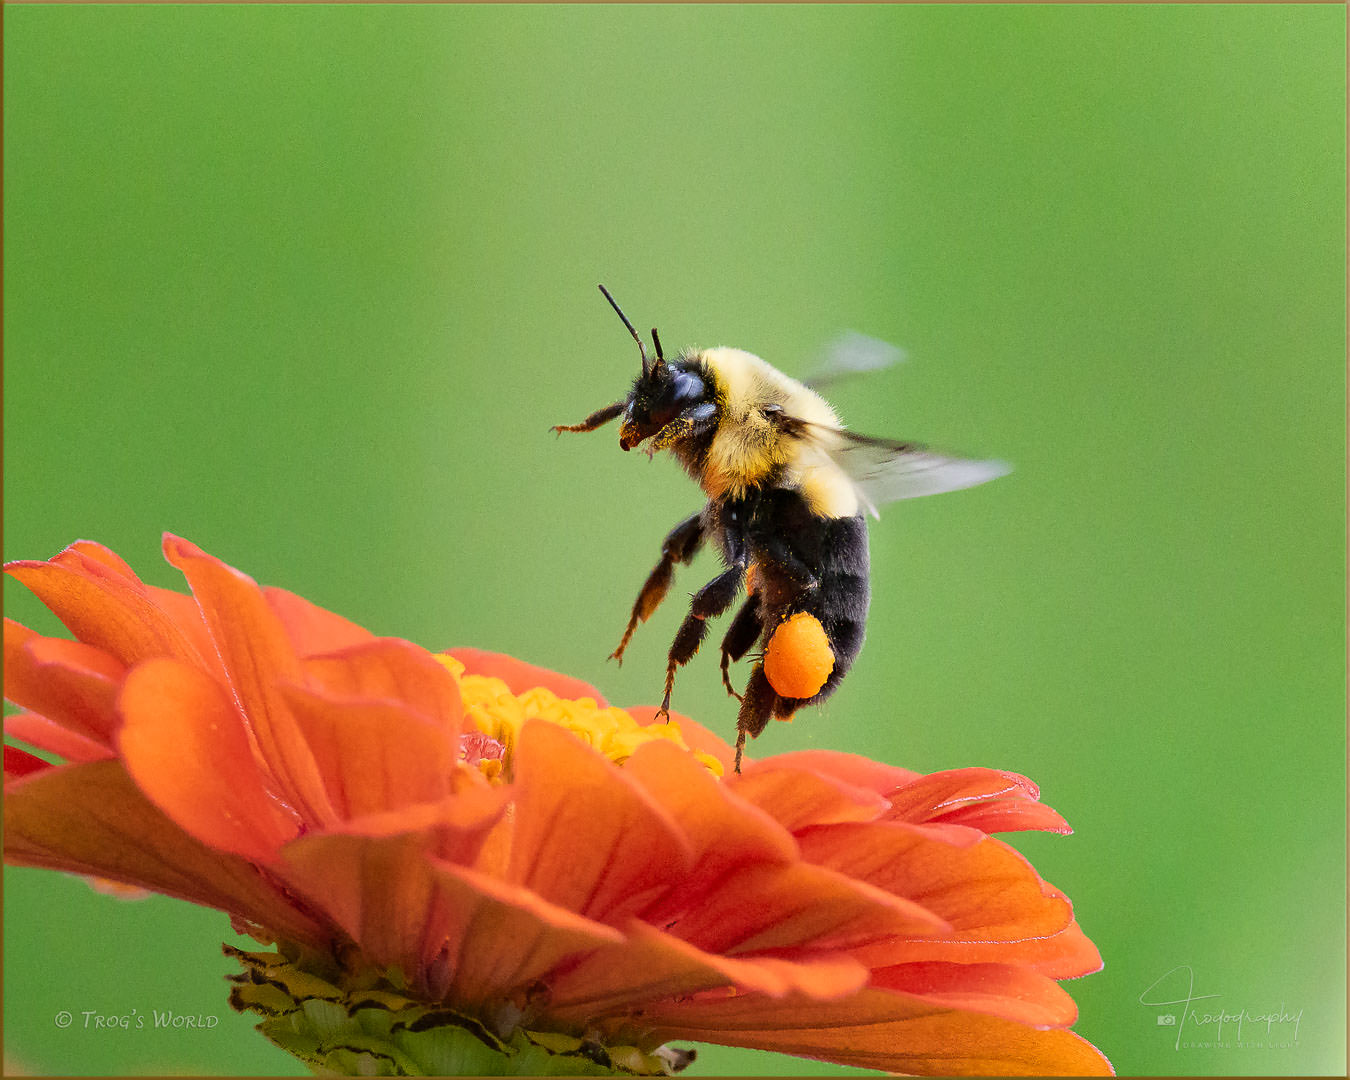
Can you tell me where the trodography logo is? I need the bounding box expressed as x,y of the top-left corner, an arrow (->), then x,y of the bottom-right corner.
1139,965 -> 1304,1053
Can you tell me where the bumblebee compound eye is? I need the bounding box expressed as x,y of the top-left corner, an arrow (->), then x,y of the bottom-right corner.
647,369 -> 710,431
763,612 -> 835,700
619,367 -> 711,450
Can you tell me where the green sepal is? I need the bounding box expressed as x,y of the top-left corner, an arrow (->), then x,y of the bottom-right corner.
225,943 -> 693,1076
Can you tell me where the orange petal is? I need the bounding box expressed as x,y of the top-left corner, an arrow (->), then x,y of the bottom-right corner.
933,797 -> 1073,835
641,985 -> 1114,1075
117,658 -> 299,862
302,639 -> 463,737
5,711 -> 113,764
162,534 -> 334,826
279,685 -> 454,819
504,721 -> 693,923
729,760 -> 891,831
425,861 -> 626,1003
657,860 -> 948,957
798,822 -> 1089,972
4,620 -> 124,747
621,738 -> 798,882
872,961 -> 1079,1027
446,647 -> 608,706
279,829 -> 443,986
58,539 -> 139,578
5,744 -> 49,781
549,920 -> 869,1022
292,778 -> 509,865
765,749 -> 923,795
4,760 -> 325,947
1013,917 -> 1105,980
279,818 -> 618,998
143,584 -> 228,681
6,548 -> 204,668
885,768 -> 1072,835
264,585 -> 375,655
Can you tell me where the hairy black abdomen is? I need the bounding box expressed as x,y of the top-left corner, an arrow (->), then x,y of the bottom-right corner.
730,489 -> 871,706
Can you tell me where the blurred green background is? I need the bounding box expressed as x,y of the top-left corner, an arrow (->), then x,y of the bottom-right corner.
3,5 -> 1344,1076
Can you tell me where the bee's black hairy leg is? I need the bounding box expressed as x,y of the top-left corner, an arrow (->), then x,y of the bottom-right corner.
659,562 -> 746,717
719,593 -> 762,701
734,664 -> 779,773
720,660 -> 744,703
611,511 -> 705,664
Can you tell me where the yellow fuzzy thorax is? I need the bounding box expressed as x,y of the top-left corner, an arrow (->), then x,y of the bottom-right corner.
694,347 -> 860,517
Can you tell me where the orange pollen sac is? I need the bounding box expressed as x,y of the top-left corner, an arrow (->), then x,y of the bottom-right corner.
763,612 -> 835,700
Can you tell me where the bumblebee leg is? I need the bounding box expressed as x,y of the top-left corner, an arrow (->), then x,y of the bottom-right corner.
718,593 -> 762,701
734,663 -> 778,772
551,400 -> 625,435
657,564 -> 745,719
611,511 -> 705,664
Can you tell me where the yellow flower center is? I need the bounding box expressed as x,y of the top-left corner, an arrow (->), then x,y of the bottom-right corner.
435,656 -> 723,780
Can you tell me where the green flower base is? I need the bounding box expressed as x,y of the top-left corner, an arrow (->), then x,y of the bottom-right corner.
225,944 -> 694,1077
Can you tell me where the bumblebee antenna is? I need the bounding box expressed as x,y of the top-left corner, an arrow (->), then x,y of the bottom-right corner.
598,284 -> 650,376
650,327 -> 665,364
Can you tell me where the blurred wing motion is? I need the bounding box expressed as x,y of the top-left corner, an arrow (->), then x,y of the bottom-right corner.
802,422 -> 1011,520
800,332 -> 907,390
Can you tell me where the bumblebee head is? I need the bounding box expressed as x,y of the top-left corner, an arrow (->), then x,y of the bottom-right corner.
598,285 -> 712,452
619,358 -> 710,451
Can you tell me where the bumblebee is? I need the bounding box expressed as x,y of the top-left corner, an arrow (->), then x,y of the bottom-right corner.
554,286 -> 1008,770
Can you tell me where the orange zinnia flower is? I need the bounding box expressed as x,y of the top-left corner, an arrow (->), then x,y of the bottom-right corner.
4,536 -> 1111,1076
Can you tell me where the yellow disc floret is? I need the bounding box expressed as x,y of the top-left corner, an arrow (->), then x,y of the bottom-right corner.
435,654 -> 723,779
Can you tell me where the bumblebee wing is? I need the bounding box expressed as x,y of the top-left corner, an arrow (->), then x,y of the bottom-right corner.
801,423 -> 1011,520
799,332 -> 906,390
